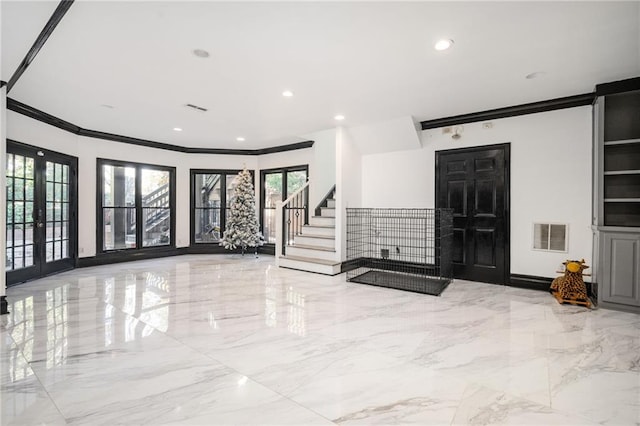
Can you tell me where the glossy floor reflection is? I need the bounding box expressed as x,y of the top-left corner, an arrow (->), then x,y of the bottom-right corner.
2,255 -> 639,425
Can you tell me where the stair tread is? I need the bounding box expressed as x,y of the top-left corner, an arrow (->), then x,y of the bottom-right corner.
298,234 -> 334,240
280,255 -> 341,266
312,216 -> 335,219
321,207 -> 335,210
289,244 -> 336,252
303,224 -> 335,229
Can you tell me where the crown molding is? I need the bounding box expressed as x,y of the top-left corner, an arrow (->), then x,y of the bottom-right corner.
595,76 -> 640,96
8,97 -> 79,133
7,98 -> 314,155
420,93 -> 595,130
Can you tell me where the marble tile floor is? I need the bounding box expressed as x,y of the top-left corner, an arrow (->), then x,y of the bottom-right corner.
1,254 -> 639,425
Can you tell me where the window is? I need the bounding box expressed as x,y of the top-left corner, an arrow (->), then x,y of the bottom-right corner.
98,159 -> 175,252
533,223 -> 568,252
190,169 -> 248,244
260,166 -> 308,244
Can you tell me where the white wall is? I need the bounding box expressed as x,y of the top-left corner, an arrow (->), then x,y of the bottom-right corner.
306,128 -> 336,209
361,106 -> 593,279
335,126 -> 362,261
6,111 -> 318,258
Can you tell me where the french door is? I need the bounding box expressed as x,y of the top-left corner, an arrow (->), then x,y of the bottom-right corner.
6,140 -> 78,285
260,166 -> 308,244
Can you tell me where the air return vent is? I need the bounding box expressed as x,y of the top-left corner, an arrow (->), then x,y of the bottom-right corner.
533,223 -> 568,252
185,103 -> 208,112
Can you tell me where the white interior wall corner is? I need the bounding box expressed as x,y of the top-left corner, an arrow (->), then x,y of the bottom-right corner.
348,115 -> 421,155
304,128 -> 337,210
335,126 -> 363,262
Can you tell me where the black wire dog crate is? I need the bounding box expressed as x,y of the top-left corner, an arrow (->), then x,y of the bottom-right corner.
346,208 -> 453,296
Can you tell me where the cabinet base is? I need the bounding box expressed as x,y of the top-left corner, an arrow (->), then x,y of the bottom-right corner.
596,300 -> 640,314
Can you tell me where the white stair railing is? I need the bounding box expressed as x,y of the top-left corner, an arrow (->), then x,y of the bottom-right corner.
275,181 -> 310,262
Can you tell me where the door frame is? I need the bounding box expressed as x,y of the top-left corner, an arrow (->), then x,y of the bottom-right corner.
6,139 -> 79,286
259,164 -> 309,245
189,168 -> 249,249
435,143 -> 511,284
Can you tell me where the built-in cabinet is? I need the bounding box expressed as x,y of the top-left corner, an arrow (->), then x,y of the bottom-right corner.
599,231 -> 640,307
593,78 -> 640,313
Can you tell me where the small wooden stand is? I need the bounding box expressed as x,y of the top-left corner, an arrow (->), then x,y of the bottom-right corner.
551,291 -> 591,308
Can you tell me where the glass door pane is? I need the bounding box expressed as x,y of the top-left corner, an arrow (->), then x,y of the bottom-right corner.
141,169 -> 171,247
6,154 -> 36,271
45,161 -> 71,262
263,173 -> 282,243
194,173 -> 221,243
102,164 -> 136,250
286,170 -> 307,197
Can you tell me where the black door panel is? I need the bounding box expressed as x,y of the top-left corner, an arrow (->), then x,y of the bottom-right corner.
436,144 -> 509,284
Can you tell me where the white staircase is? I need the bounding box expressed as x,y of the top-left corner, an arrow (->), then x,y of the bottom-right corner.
278,194 -> 342,275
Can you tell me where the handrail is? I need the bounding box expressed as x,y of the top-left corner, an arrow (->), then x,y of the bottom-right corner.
314,184 -> 336,217
277,181 -> 310,256
282,181 -> 310,205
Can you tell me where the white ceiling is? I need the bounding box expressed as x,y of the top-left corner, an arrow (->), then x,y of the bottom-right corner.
2,1 -> 639,150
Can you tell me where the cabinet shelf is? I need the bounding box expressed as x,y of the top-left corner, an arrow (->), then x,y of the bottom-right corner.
604,170 -> 640,175
603,138 -> 640,146
603,143 -> 640,172
604,198 -> 640,203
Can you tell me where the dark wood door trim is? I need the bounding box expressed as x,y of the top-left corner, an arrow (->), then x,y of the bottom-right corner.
435,143 -> 510,284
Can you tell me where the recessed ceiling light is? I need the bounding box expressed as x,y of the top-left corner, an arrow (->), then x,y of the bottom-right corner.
525,71 -> 546,80
334,115 -> 345,121
236,137 -> 245,142
282,90 -> 294,97
434,39 -> 454,51
173,127 -> 183,132
193,49 -> 210,58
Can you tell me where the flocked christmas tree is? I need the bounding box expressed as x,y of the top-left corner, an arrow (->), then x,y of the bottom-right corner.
220,168 -> 264,255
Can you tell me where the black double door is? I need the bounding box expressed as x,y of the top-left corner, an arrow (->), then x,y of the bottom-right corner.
436,144 -> 509,284
6,141 -> 78,285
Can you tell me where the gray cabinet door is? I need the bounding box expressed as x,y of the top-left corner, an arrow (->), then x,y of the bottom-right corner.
601,232 -> 640,306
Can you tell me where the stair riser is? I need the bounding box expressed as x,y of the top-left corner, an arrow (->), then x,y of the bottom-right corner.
294,235 -> 335,248
309,217 -> 335,227
327,199 -> 336,208
320,208 -> 335,218
279,258 -> 341,275
286,246 -> 337,261
302,226 -> 335,237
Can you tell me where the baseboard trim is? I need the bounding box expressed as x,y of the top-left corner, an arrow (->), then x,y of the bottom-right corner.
341,259 -> 361,273
77,246 -> 273,268
509,274 -> 553,291
77,247 -> 190,267
1,296 -> 8,315
259,245 -> 276,256
509,273 -> 595,299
